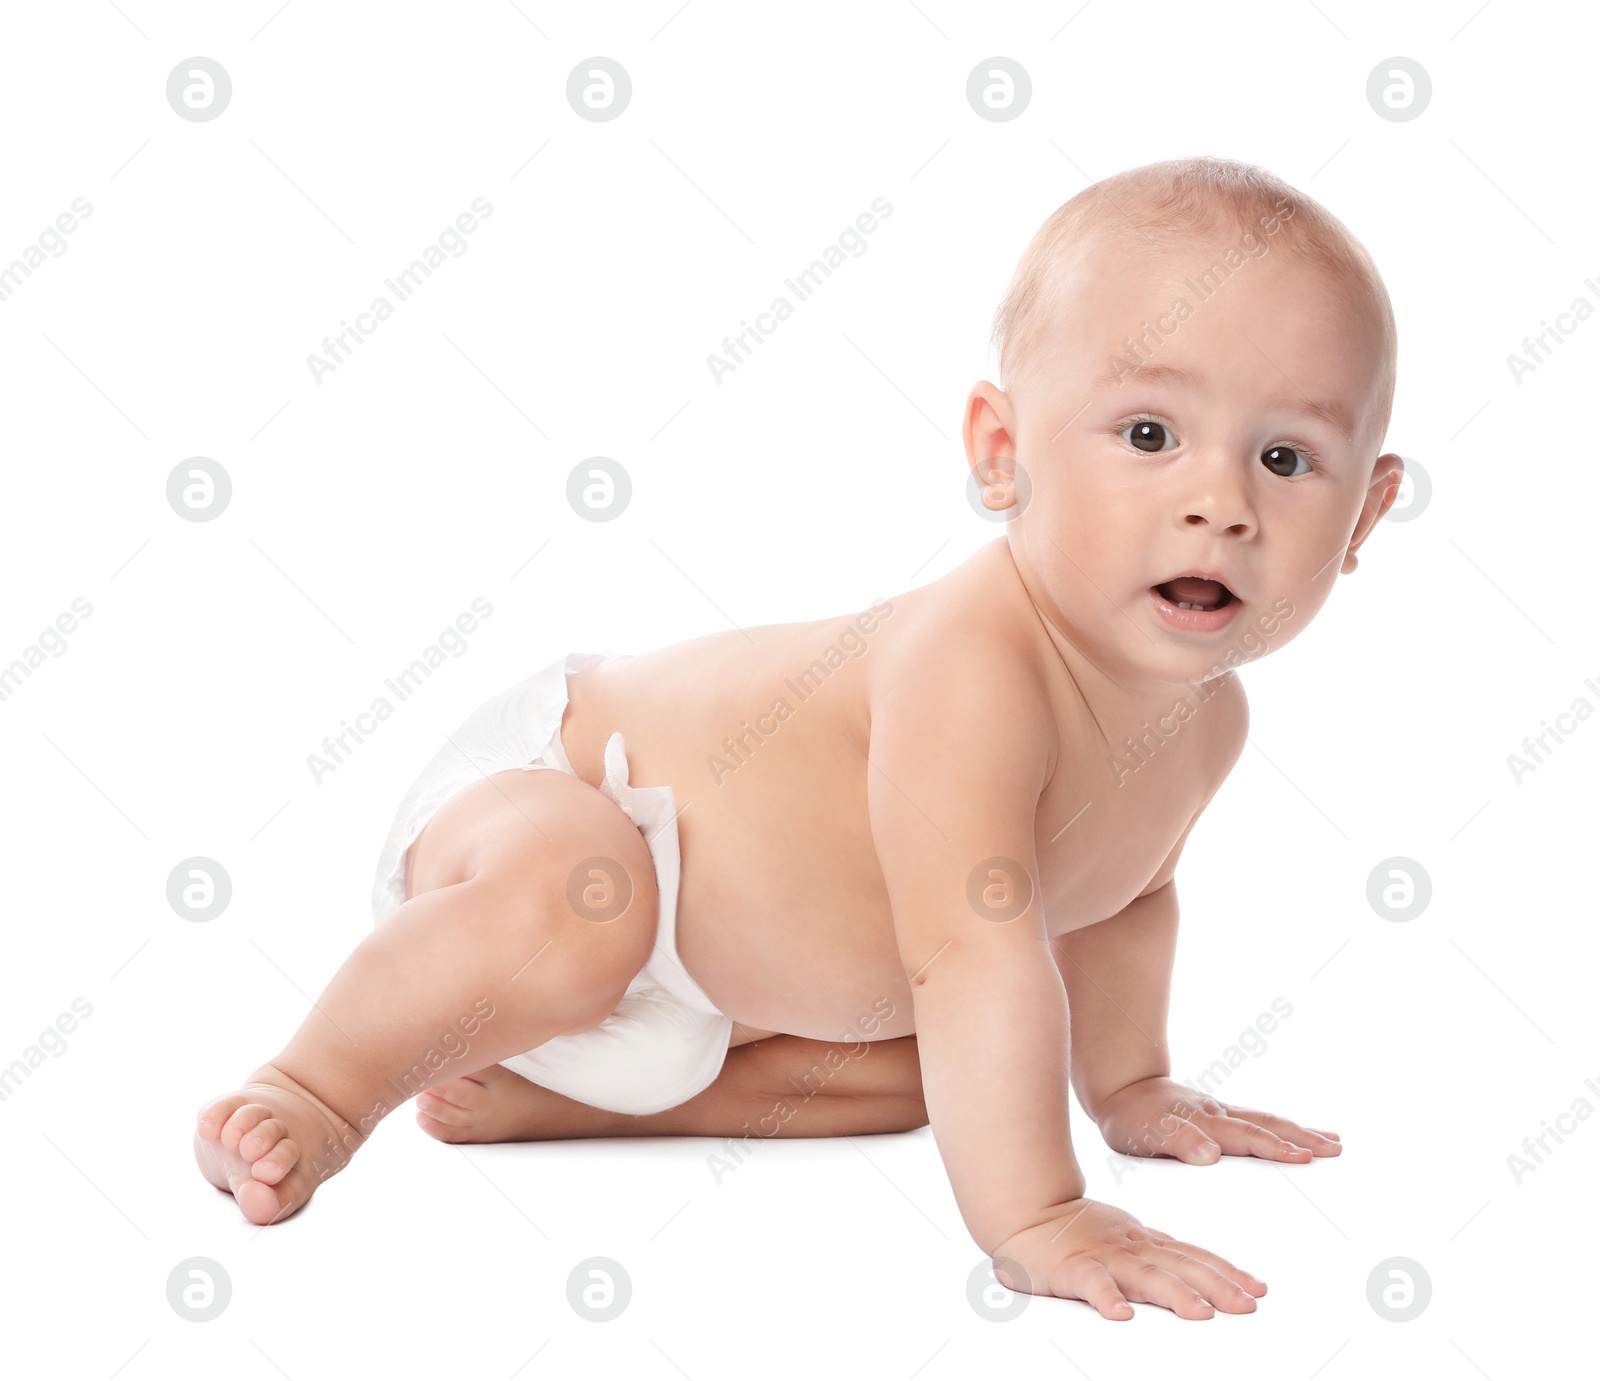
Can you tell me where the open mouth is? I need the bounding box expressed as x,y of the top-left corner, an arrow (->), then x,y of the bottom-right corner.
1152,576 -> 1235,611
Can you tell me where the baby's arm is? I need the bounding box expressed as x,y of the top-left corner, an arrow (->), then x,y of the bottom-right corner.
1054,687 -> 1341,1165
868,658 -> 1082,1234
1058,880 -> 1341,1163
866,649 -> 1263,1319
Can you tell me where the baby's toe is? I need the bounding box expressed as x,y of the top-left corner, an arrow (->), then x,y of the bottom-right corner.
250,1136 -> 300,1185
196,1092 -> 251,1141
429,1077 -> 486,1110
234,1175 -> 291,1225
417,1089 -> 475,1126
234,1151 -> 317,1224
239,1118 -> 288,1162
416,1108 -> 468,1143
220,1103 -> 275,1152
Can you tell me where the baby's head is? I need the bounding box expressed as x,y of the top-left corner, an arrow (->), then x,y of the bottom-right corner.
967,155 -> 1403,688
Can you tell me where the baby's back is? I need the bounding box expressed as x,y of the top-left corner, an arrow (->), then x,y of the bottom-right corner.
558,539 -> 1239,1040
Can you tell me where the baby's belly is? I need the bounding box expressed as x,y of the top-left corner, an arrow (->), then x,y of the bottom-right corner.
704,954 -> 915,1049
671,776 -> 917,1045
681,869 -> 917,1046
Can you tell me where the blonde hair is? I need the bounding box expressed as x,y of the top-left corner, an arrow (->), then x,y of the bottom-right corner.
990,155 -> 1397,446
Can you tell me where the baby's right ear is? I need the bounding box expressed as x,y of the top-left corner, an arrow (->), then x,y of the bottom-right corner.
964,382 -> 1019,505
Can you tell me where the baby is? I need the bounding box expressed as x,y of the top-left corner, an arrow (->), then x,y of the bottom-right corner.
195,154 -> 1400,1321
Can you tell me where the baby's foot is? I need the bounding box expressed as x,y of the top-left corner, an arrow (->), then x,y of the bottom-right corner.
194,1063 -> 365,1225
417,1063 -> 624,1143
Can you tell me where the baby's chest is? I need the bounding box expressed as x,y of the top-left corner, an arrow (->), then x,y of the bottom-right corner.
1033,764 -> 1202,932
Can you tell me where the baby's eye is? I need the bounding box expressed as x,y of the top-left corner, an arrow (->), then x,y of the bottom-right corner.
1122,419 -> 1174,453
1261,444 -> 1313,478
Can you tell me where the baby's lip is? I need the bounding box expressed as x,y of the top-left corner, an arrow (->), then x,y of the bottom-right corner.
1153,568 -> 1242,600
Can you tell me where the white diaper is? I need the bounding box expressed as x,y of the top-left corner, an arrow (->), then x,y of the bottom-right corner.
369,651 -> 735,1116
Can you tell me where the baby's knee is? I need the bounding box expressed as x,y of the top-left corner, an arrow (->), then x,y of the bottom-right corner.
459,834 -> 659,1031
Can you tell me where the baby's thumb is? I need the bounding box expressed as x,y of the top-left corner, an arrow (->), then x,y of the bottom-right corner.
1157,1115 -> 1221,1164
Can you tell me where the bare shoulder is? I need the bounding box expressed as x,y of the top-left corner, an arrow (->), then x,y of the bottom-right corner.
867,608 -> 1059,787
862,611 -> 1060,972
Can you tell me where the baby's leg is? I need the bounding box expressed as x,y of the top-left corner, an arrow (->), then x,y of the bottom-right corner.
194,768 -> 659,1225
418,1032 -> 929,1143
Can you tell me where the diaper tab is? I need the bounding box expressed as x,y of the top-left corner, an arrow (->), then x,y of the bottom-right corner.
599,731 -> 633,815
591,729 -> 726,1021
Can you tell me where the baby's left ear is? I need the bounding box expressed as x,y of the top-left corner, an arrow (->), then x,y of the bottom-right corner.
1342,453 -> 1406,574
1371,453 -> 1406,519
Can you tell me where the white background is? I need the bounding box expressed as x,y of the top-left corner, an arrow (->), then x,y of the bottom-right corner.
2,1 -> 1593,1377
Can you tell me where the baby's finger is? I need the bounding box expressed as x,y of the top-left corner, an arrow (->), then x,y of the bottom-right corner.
1276,1121 -> 1341,1154
1108,1250 -> 1214,1320
1134,1114 -> 1223,1164
1154,1238 -> 1268,1297
1144,1245 -> 1258,1314
1217,1105 -> 1341,1154
1204,1114 -> 1314,1162
1051,1258 -> 1134,1320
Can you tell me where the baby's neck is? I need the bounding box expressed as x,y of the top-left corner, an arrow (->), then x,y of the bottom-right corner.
991,541 -> 1221,735
1044,624 -> 1219,747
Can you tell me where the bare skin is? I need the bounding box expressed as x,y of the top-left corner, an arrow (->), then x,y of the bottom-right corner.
197,205 -> 1389,1320
415,1033 -> 932,1144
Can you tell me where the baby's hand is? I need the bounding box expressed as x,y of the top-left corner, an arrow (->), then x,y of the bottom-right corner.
1095,1076 -> 1342,1163
990,1198 -> 1266,1319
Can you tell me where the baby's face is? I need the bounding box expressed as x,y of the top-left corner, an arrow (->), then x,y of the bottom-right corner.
975,229 -> 1402,688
